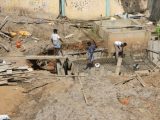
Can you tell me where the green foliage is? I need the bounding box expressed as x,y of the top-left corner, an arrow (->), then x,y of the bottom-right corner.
156,25 -> 160,37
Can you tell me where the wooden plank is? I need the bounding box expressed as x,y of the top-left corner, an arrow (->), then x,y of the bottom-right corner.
0,31 -> 11,40
0,80 -> 8,86
1,55 -> 107,61
1,55 -> 65,60
115,57 -> 123,75
0,71 -> 30,76
114,77 -> 135,85
55,75 -> 86,77
135,73 -> 146,87
0,43 -> 10,52
101,25 -> 143,29
135,70 -> 150,76
67,48 -> 107,55
23,83 -> 50,93
0,16 -> 9,30
78,76 -> 89,105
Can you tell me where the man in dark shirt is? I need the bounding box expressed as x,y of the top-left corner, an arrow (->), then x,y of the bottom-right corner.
63,58 -> 72,75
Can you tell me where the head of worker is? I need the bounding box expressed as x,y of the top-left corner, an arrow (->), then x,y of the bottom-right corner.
65,58 -> 69,61
53,29 -> 58,34
87,41 -> 91,46
121,42 -> 127,47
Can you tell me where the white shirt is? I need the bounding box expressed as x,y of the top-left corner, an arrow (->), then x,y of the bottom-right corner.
114,41 -> 123,46
51,33 -> 61,48
51,33 -> 60,42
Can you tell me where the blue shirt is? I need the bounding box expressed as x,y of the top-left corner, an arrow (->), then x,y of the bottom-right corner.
87,44 -> 96,54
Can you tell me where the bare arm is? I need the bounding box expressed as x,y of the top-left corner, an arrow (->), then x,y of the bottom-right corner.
92,40 -> 97,48
59,38 -> 63,43
58,34 -> 63,43
119,46 -> 123,52
51,38 -> 54,44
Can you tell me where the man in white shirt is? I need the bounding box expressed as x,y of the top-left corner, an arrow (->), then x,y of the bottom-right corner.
51,29 -> 63,55
114,41 -> 127,61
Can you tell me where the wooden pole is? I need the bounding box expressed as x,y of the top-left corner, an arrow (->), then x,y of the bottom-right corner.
115,57 -> 122,75
78,75 -> 89,105
135,73 -> 146,87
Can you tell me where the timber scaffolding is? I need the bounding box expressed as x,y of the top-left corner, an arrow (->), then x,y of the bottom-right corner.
73,55 -> 156,74
65,44 -> 156,74
1,48 -> 156,75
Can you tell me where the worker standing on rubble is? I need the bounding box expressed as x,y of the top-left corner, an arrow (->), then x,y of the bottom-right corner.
63,58 -> 72,75
84,41 -> 96,70
51,29 -> 63,56
114,41 -> 127,61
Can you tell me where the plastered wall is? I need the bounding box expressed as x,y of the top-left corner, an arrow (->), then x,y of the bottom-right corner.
106,30 -> 150,55
0,0 -> 124,20
110,0 -> 124,15
0,0 -> 59,17
65,0 -> 106,20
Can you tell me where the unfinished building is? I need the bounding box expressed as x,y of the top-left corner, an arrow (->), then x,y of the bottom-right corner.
0,0 -> 160,120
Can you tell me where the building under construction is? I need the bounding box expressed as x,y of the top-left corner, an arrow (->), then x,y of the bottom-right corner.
0,0 -> 160,120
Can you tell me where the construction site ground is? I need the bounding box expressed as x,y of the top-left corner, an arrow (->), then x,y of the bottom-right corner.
0,14 -> 160,120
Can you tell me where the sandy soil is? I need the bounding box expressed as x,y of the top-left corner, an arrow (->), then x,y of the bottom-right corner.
0,86 -> 25,115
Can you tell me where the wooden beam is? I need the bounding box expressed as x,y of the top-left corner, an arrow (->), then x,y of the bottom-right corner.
67,48 -> 107,55
0,16 -> 9,30
135,73 -> 146,87
0,31 -> 11,40
1,55 -> 107,61
55,75 -> 86,77
78,76 -> 89,105
1,55 -> 65,60
115,57 -> 123,75
114,77 -> 135,85
0,43 -> 10,52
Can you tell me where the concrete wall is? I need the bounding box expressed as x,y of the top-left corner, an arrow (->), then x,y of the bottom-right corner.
94,19 -> 150,56
0,0 -> 59,18
106,30 -> 150,55
65,0 -> 106,20
65,0 -> 124,20
148,40 -> 160,64
110,0 -> 124,15
0,0 -> 124,20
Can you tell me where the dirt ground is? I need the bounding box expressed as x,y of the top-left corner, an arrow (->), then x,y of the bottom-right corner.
8,70 -> 160,120
0,86 -> 25,115
0,13 -> 160,120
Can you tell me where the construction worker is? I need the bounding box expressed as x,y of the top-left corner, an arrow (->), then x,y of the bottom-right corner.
84,41 -> 96,70
51,29 -> 63,56
114,41 -> 127,61
63,58 -> 72,75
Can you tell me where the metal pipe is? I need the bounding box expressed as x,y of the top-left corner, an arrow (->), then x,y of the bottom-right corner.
106,0 -> 110,16
61,0 -> 65,16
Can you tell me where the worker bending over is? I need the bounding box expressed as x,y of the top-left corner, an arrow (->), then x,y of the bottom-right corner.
114,41 -> 127,61
51,29 -> 63,56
